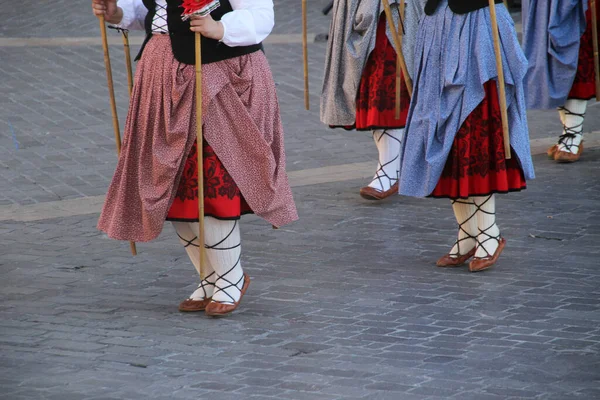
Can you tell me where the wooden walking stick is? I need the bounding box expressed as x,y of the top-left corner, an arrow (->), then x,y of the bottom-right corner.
488,0 -> 512,159
591,0 -> 600,101
108,26 -> 135,95
121,29 -> 134,96
98,15 -> 138,255
393,0 -> 406,119
194,31 -> 207,280
381,0 -> 413,97
302,0 -> 310,110
182,0 -> 221,280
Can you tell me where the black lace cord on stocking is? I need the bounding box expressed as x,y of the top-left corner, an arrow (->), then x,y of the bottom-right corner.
472,196 -> 500,259
557,106 -> 585,153
177,231 -> 214,298
206,221 -> 243,305
450,199 -> 477,257
372,130 -> 401,190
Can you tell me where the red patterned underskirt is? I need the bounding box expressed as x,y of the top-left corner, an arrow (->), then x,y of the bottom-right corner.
166,140 -> 253,222
569,0 -> 600,100
430,80 -> 527,200
331,15 -> 410,131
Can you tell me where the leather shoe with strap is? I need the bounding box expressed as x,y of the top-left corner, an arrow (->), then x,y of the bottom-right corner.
469,238 -> 506,272
179,298 -> 211,312
436,247 -> 476,267
359,182 -> 399,201
205,273 -> 251,317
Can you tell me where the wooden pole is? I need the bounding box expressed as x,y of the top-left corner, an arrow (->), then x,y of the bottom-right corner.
195,32 -> 206,280
381,0 -> 413,96
591,0 -> 600,101
99,16 -> 138,255
302,0 -> 310,110
488,0 -> 512,159
394,0 -> 406,119
121,30 -> 134,96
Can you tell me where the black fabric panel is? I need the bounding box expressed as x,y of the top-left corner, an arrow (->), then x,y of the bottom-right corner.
135,0 -> 263,65
425,0 -> 505,16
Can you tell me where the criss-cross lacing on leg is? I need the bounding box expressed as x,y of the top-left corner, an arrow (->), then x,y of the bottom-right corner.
360,129 -> 404,200
449,199 -> 478,258
550,100 -> 587,162
369,129 -> 401,191
557,107 -> 584,154
203,218 -> 250,316
176,230 -> 215,300
469,195 -> 506,272
173,222 -> 216,312
207,221 -> 243,305
436,198 -> 478,267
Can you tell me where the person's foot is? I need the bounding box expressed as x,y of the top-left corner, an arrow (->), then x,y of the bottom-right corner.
436,246 -> 476,267
554,137 -> 584,163
179,297 -> 211,312
469,238 -> 506,272
548,132 -> 583,163
205,273 -> 250,317
178,277 -> 215,312
359,181 -> 398,200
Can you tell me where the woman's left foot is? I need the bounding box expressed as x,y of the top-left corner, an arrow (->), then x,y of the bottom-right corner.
469,238 -> 506,272
554,141 -> 583,163
205,273 -> 251,317
360,181 -> 399,200
179,298 -> 211,312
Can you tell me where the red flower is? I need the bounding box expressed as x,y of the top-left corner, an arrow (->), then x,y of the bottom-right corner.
181,0 -> 220,18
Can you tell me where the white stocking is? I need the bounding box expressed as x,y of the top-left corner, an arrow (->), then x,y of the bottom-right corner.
205,217 -> 244,305
368,129 -> 404,191
472,195 -> 501,259
449,199 -> 478,257
172,221 -> 215,301
557,99 -> 587,155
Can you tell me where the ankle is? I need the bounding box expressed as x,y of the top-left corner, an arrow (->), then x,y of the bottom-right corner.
212,269 -> 244,304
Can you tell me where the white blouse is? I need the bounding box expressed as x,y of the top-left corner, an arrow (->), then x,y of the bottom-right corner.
116,0 -> 275,47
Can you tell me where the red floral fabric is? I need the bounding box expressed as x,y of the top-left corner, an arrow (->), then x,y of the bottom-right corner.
430,80 -> 527,199
330,15 -> 410,131
355,15 -> 410,130
167,140 -> 252,221
569,0 -> 600,100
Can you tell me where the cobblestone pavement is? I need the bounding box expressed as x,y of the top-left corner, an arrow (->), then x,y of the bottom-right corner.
1,2 -> 600,399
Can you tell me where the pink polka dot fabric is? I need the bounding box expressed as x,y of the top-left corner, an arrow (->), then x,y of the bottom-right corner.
98,35 -> 297,242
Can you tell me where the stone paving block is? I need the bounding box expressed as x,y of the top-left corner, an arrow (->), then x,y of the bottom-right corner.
1,4 -> 600,399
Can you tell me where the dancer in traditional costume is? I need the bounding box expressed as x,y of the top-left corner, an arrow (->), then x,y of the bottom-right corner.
523,0 -> 598,163
92,0 -> 298,316
399,0 -> 535,272
321,0 -> 425,200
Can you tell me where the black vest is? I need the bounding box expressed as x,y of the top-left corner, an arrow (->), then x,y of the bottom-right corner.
425,0 -> 505,15
136,0 -> 263,65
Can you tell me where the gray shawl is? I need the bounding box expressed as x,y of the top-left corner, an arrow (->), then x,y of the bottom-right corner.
320,0 -> 426,126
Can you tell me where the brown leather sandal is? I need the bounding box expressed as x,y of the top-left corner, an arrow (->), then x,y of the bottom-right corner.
554,142 -> 583,163
179,298 -> 212,312
437,247 -> 476,267
359,182 -> 399,200
205,273 -> 251,317
469,238 -> 506,272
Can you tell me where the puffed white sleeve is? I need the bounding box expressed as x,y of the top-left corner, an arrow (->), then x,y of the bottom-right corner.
115,0 -> 148,31
219,0 -> 275,47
